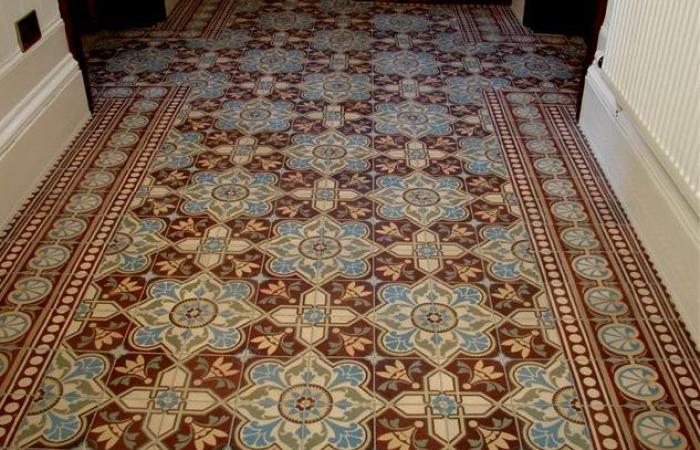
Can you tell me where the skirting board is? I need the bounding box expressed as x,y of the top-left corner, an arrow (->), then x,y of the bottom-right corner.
579,65 -> 700,343
0,58 -> 90,227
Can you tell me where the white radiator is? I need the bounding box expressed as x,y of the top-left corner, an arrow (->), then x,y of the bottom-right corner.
601,0 -> 700,214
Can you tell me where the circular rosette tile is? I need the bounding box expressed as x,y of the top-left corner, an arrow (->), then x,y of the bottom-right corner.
179,167 -> 282,222
370,172 -> 472,226
234,352 -> 379,450
373,278 -> 499,363
261,216 -> 379,283
128,274 -> 261,357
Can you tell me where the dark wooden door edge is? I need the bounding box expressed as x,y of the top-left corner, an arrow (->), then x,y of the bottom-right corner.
58,0 -> 94,112
576,0 -> 608,119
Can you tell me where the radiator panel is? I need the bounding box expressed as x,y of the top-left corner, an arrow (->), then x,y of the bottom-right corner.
602,0 -> 700,211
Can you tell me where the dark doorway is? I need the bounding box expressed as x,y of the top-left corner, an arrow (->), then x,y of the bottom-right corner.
57,0 -> 172,111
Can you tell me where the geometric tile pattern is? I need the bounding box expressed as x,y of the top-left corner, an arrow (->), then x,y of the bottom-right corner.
0,1 -> 698,449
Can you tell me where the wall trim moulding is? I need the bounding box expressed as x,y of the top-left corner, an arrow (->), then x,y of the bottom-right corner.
0,19 -> 90,227
579,65 -> 700,344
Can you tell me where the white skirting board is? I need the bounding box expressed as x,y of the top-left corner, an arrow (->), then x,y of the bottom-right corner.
0,21 -> 91,227
579,65 -> 700,342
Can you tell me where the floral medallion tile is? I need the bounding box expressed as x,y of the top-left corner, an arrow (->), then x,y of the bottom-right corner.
284,130 -> 375,176
239,48 -> 307,75
373,101 -> 454,139
373,278 -> 500,363
106,47 -> 177,75
370,171 -> 472,226
211,98 -> 297,134
373,51 -> 440,77
443,75 -> 511,106
127,274 -> 261,358
261,216 -> 380,283
179,167 -> 282,222
313,30 -> 373,53
0,1 -> 698,449
301,72 -> 374,103
233,352 -> 379,450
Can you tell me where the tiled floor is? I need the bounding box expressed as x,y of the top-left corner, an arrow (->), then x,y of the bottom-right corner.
0,0 -> 698,449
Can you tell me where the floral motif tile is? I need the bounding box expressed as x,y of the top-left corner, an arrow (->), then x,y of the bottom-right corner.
0,1 -> 698,449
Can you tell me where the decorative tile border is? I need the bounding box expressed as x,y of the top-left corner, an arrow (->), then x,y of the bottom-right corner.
486,88 -> 700,449
0,86 -> 188,447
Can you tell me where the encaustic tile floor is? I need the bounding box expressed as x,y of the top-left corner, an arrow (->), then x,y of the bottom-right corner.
0,0 -> 699,449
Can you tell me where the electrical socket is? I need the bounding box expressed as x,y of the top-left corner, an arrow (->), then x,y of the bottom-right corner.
16,10 -> 41,52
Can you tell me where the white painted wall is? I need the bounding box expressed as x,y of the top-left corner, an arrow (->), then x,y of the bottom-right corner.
0,0 -> 90,226
0,0 -> 61,65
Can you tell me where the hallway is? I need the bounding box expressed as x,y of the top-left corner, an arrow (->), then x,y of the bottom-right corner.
0,1 -> 698,449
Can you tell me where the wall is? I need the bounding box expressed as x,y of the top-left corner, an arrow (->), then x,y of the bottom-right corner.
579,0 -> 700,341
0,0 -> 58,64
0,0 -> 90,226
